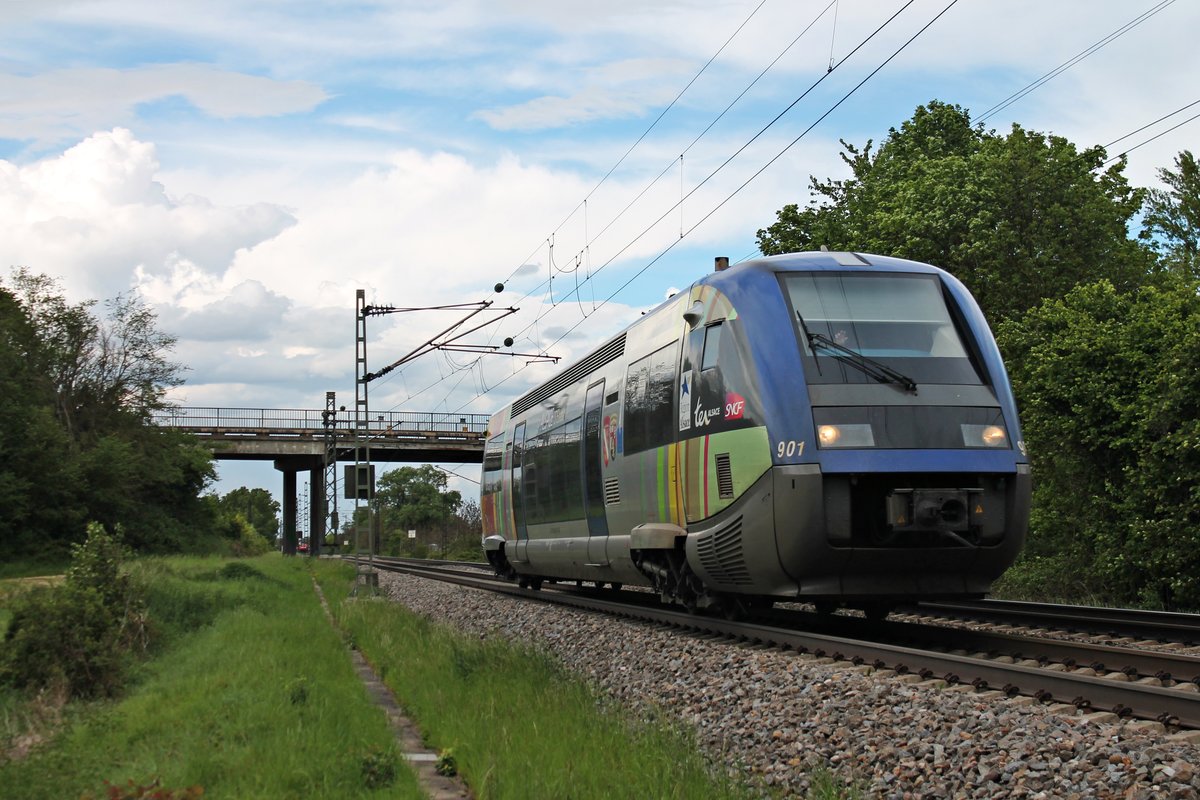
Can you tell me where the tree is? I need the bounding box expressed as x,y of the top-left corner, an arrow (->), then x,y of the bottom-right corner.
0,287 -> 81,555
209,487 -> 281,545
757,101 -> 1153,320
1141,149 -> 1200,278
996,276 -> 1200,608
375,465 -> 461,554
0,270 -> 214,557
6,268 -> 182,442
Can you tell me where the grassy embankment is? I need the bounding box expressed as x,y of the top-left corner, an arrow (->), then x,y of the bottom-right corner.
2,555 -> 858,799
318,569 -> 765,800
0,556 -> 425,798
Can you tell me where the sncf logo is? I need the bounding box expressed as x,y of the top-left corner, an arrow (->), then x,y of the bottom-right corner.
725,392 -> 745,420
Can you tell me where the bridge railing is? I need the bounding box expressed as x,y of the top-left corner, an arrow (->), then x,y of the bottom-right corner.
151,407 -> 491,435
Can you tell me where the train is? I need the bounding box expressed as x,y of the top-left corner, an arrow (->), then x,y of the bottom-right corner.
480,251 -> 1030,617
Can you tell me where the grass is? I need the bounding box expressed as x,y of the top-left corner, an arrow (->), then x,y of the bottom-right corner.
3,553 -> 859,798
319,568 -> 760,800
0,559 -> 69,582
0,555 -> 423,799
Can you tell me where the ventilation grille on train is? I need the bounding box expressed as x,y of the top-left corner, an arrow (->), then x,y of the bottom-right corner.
512,333 -> 627,417
715,453 -> 735,499
604,477 -> 621,505
695,516 -> 752,586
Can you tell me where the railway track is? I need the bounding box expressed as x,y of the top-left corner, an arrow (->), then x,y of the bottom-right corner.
356,556 -> 1200,730
901,598 -> 1200,644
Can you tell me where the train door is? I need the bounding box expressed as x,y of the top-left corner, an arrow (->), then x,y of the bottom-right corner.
511,422 -> 529,563
582,380 -> 609,565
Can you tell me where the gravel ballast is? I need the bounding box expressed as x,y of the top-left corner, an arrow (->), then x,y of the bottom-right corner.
378,572 -> 1200,799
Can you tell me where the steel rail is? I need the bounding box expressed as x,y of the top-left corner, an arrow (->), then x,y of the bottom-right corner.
371,559 -> 1200,729
769,608 -> 1200,686
909,599 -> 1200,642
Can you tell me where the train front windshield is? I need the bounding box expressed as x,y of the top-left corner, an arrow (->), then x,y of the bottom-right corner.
783,272 -> 984,386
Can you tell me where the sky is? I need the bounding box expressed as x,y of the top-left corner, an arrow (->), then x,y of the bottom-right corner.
3,0 -> 1197,519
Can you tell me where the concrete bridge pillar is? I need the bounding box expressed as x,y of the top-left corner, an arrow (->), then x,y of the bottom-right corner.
280,468 -> 297,555
275,456 -> 323,556
309,463 -> 324,557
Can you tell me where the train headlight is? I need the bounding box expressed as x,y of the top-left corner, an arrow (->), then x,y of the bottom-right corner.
817,423 -> 875,448
961,423 -> 1008,448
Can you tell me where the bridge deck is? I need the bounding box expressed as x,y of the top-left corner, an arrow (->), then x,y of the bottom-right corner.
152,407 -> 489,464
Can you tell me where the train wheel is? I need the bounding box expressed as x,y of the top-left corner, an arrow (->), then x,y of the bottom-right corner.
610,583 -> 623,591
518,577 -> 529,589
594,581 -> 606,590
714,596 -> 747,621
529,578 -> 543,591
682,593 -> 698,614
863,602 -> 892,621
813,601 -> 836,616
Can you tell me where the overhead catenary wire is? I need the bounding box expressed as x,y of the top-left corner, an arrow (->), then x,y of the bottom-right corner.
976,0 -> 1177,124
374,0 -> 845,417
498,0 -> 920,352
495,0 -> 839,318
490,0 -> 772,295
1101,107 -> 1200,165
429,0 -> 955,418
1099,98 -> 1200,156
401,0 -> 916,418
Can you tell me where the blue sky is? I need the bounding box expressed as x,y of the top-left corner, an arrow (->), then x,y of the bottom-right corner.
3,0 -> 1197,509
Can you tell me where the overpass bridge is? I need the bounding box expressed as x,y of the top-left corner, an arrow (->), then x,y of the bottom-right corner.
152,406 -> 488,552
151,406 -> 489,463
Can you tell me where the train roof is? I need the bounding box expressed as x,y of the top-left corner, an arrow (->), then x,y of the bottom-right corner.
709,250 -> 945,278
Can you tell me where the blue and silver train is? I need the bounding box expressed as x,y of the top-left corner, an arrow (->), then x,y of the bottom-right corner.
481,251 -> 1030,616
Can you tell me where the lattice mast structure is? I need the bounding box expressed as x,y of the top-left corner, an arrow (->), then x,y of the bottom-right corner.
352,290 -> 377,595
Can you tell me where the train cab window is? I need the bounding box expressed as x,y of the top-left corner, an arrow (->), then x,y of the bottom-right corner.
623,342 -> 679,454
701,322 -> 722,371
784,272 -> 984,385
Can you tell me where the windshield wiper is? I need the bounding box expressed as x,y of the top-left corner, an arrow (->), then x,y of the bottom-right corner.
801,320 -> 918,393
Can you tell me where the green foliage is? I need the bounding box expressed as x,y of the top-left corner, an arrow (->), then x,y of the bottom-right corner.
0,270 -> 216,559
373,466 -> 482,557
996,277 -> 1200,608
1141,149 -> 1200,278
215,512 -> 272,557
206,487 -> 280,544
360,746 -> 399,789
1,524 -> 150,698
756,101 -> 1152,320
435,748 -> 458,777
376,465 -> 460,532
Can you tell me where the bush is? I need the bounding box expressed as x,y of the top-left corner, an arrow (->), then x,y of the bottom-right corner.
997,277 -> 1200,609
219,513 -> 271,557
1,523 -> 150,698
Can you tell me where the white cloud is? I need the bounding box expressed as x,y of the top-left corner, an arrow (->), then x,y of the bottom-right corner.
0,129 -> 296,301
475,57 -> 694,131
0,65 -> 328,145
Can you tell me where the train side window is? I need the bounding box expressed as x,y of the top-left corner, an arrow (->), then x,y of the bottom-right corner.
624,341 -> 679,454
701,322 -> 723,371
481,436 -> 504,496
